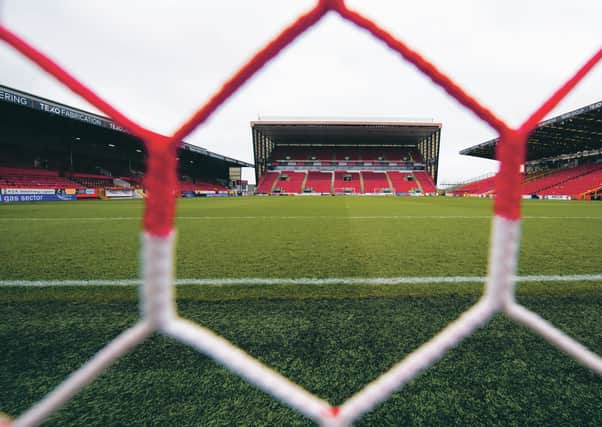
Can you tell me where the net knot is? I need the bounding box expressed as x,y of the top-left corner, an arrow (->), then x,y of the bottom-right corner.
318,0 -> 345,12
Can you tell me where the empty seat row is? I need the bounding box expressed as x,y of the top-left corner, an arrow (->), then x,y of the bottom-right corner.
388,171 -> 421,193
539,167 -> 602,196
451,176 -> 496,195
271,147 -> 421,162
451,163 -> 601,196
520,163 -> 600,195
0,167 -> 81,189
333,171 -> 361,193
361,171 -> 390,193
305,171 -> 332,193
256,171 -> 280,194
273,171 -> 306,193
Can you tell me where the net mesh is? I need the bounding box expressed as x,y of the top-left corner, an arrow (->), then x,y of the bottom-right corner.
1,1 -> 600,426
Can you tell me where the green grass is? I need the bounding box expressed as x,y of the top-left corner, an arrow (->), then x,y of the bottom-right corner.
0,197 -> 600,279
0,197 -> 601,425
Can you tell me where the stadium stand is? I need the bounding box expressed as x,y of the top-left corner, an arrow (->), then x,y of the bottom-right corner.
334,148 -> 360,161
179,178 -> 229,193
414,170 -> 437,193
272,147 -> 333,161
361,171 -> 391,193
334,171 -> 361,194
459,100 -> 602,200
0,166 -> 230,196
520,163 -> 600,195
304,171 -> 333,193
364,147 -> 412,161
252,120 -> 441,196
270,147 -> 422,163
67,172 -> 114,188
256,171 -> 280,194
119,176 -> 143,188
388,171 -> 420,193
254,145 -> 438,195
0,84 -> 251,201
0,167 -> 81,188
411,150 -> 424,163
450,175 -> 496,195
540,169 -> 602,196
450,163 -> 602,197
273,171 -> 306,194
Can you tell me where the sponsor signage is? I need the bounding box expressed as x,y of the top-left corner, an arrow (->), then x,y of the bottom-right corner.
0,188 -> 77,202
105,189 -> 135,198
544,195 -> 571,200
2,188 -> 56,195
76,188 -> 99,199
0,85 -> 126,133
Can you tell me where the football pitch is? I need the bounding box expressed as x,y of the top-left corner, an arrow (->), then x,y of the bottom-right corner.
1,197 -> 600,425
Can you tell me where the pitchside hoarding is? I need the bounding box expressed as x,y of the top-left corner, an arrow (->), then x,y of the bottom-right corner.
105,189 -> 135,198
0,188 -> 77,202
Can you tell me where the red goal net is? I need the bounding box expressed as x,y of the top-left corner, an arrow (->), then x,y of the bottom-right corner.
1,1 -> 600,426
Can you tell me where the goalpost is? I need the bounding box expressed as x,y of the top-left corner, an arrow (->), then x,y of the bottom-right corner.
0,1 -> 600,426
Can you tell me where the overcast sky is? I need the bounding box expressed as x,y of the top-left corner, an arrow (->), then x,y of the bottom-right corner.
1,1 -> 600,185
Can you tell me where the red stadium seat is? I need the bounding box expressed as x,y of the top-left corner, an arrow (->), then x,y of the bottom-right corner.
451,175 -> 497,195
333,171 -> 361,194
387,171 -> 421,193
0,167 -> 81,189
361,171 -> 391,193
304,171 -> 333,194
413,171 -> 436,193
256,171 -> 280,194
272,171 -> 306,194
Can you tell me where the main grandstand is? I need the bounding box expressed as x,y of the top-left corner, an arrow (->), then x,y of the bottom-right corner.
252,119 -> 440,195
0,84 -> 252,201
452,100 -> 602,200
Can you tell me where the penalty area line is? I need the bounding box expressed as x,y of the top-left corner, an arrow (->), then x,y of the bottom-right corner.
0,274 -> 601,287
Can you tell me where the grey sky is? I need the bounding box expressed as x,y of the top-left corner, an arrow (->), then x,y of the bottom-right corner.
1,0 -> 600,185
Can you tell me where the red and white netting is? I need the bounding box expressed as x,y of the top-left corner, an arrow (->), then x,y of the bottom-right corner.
1,1 -> 600,426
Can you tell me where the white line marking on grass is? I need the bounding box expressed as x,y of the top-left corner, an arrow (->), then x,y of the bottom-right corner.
0,216 -> 600,221
0,217 -> 141,221
1,274 -> 600,287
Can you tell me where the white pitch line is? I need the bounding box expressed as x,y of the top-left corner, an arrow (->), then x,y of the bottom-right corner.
0,215 -> 600,221
0,217 -> 140,221
0,274 -> 600,287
